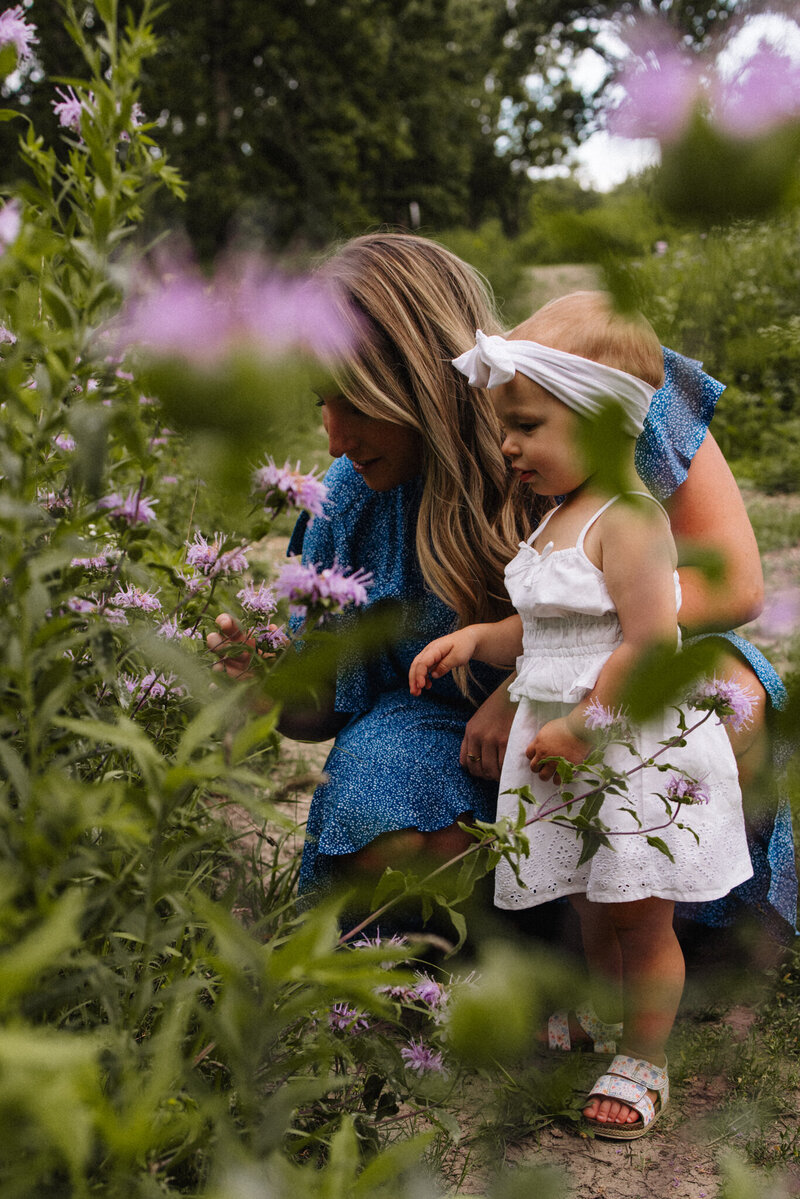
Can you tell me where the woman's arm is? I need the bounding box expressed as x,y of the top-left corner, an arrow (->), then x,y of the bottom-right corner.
665,432 -> 763,633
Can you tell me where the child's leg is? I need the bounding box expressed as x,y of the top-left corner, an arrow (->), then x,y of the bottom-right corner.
576,896 -> 683,1126
569,894 -> 623,1027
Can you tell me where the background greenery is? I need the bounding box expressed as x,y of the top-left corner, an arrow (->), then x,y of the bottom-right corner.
0,0 -> 799,1195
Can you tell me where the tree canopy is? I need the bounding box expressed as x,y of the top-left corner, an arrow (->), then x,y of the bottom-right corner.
1,0 -> 745,256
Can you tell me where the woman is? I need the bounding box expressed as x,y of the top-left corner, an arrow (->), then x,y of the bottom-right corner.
210,232 -> 795,939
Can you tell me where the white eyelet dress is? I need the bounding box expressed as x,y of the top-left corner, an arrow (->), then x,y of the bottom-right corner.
493,495 -> 754,911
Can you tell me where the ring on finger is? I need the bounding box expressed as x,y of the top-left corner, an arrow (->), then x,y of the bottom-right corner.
467,753 -> 481,763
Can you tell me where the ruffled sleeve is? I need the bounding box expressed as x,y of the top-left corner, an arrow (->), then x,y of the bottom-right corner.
635,347 -> 725,500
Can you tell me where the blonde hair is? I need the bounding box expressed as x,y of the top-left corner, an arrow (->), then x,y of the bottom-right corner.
318,232 -> 549,641
515,291 -> 665,389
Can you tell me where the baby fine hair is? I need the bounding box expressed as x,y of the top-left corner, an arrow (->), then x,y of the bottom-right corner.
317,231 -> 550,636
515,291 -> 665,390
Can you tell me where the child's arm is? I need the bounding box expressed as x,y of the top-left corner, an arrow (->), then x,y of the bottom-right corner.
528,499 -> 678,779
409,615 -> 523,697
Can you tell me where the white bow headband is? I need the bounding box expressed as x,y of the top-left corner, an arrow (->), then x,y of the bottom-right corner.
452,329 -> 655,436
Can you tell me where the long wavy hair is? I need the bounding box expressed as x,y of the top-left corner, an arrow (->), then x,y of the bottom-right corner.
317,231 -> 551,636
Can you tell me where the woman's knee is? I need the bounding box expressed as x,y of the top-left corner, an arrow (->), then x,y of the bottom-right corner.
348,816 -> 473,877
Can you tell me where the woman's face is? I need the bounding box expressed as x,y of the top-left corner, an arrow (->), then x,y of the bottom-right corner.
319,393 -> 423,491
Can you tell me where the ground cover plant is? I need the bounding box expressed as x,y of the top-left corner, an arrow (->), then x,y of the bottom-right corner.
0,3 -> 799,1197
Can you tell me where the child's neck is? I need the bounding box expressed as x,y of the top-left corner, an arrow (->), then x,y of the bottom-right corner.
559,450 -> 641,510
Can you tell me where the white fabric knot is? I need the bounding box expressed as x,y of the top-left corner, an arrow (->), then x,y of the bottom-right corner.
452,329 -> 518,388
452,329 -> 656,435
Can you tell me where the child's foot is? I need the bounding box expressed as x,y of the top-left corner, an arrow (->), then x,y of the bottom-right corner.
583,1092 -> 654,1128
582,1054 -> 669,1140
545,1005 -> 622,1054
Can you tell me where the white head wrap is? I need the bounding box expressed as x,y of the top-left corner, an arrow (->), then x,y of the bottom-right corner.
452,329 -> 655,436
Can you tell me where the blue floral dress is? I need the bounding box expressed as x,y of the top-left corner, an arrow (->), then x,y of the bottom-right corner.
290,348 -> 797,936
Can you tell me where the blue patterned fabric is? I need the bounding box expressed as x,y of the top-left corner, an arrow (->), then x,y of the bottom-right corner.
636,347 -> 724,500
290,461 -> 502,895
291,349 -> 797,936
676,632 -> 797,934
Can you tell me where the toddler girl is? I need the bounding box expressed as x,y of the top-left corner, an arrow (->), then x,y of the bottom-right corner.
408,292 -> 753,1139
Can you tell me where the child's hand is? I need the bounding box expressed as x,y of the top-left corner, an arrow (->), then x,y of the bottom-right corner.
526,718 -> 591,782
409,629 -> 478,696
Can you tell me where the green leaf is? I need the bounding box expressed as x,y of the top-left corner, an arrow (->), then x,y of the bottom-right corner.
646,836 -> 675,863
41,283 -> 76,331
621,638 -> 722,723
354,1132 -> 435,1194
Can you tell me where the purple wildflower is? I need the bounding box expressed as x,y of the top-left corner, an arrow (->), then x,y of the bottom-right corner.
327,1003 -> 370,1033
400,1038 -> 445,1075
0,322 -> 15,345
97,489 -> 158,526
666,774 -> 710,806
352,930 -> 408,952
607,23 -> 700,144
38,488 -> 72,515
52,86 -> 89,132
123,671 -> 185,703
689,676 -> 758,733
410,974 -> 448,1010
379,983 -> 418,1003
70,555 -> 111,571
186,532 -> 248,578
583,697 -> 629,734
114,257 -> 357,367
713,45 -> 800,139
0,6 -> 37,63
67,596 -> 97,615
102,607 -> 128,627
252,623 -> 289,650
178,570 -> 211,596
110,584 -> 161,612
54,432 -> 76,452
97,486 -> 157,525
253,458 -> 328,519
237,581 -> 277,617
275,558 -> 371,618
157,617 -> 202,640
0,199 -> 21,253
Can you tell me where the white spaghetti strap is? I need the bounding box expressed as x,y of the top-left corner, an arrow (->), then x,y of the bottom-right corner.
576,495 -> 621,553
525,503 -> 561,546
576,490 -> 670,553
625,489 -> 671,523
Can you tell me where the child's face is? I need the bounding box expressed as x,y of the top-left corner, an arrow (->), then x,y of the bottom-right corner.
492,375 -> 588,497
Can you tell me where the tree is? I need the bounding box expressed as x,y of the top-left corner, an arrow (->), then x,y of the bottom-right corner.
1,0 -> 748,256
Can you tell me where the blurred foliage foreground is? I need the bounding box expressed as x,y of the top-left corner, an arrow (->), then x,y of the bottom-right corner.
0,2 -> 798,1197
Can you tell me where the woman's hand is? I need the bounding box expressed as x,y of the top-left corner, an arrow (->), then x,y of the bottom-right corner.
526,717 -> 591,782
206,613 -> 259,681
460,676 -> 516,781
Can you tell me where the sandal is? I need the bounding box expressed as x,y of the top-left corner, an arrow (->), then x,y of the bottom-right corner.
548,1004 -> 622,1054
583,1054 -> 669,1141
